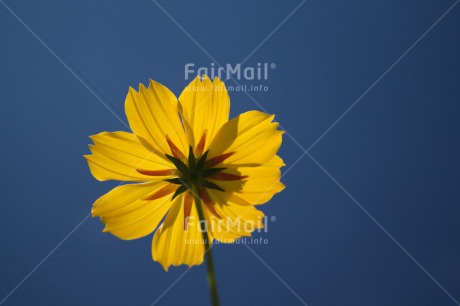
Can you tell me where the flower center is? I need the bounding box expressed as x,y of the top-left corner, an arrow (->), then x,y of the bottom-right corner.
136,133 -> 248,213
165,146 -> 226,200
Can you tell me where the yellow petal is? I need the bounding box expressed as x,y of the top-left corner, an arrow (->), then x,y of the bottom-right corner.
262,154 -> 286,168
92,181 -> 174,240
178,76 -> 230,151
206,190 -> 265,243
85,131 -> 173,182
125,80 -> 188,156
210,156 -> 285,205
152,195 -> 212,271
208,110 -> 283,166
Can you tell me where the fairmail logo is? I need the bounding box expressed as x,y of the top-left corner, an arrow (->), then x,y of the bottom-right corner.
185,62 -> 276,81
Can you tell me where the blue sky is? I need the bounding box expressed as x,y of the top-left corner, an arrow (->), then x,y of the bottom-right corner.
1,1 -> 460,305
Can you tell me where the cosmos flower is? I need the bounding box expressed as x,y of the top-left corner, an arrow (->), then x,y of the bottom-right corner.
85,75 -> 284,270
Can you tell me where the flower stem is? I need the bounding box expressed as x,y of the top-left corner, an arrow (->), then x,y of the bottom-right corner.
192,186 -> 220,306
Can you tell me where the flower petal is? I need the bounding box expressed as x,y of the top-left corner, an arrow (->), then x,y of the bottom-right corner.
152,195 -> 212,271
209,156 -> 285,205
178,76 -> 230,151
92,181 -> 174,240
125,80 -> 188,156
262,154 -> 286,168
205,190 -> 265,243
208,110 -> 283,166
85,131 -> 173,182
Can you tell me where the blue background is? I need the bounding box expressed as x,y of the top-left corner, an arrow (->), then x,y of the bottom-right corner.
1,1 -> 460,305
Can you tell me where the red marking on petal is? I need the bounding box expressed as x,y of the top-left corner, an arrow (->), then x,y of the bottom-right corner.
136,169 -> 175,176
166,136 -> 185,158
210,172 -> 248,181
206,152 -> 235,168
144,184 -> 177,201
195,130 -> 207,156
201,188 -> 221,218
183,192 -> 193,230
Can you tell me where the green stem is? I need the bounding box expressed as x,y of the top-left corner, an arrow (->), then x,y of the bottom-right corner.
192,185 -> 220,306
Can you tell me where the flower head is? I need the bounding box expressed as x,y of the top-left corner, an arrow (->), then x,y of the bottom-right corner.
85,75 -> 285,270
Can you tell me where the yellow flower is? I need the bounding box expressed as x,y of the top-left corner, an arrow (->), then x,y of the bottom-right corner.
85,75 -> 285,271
